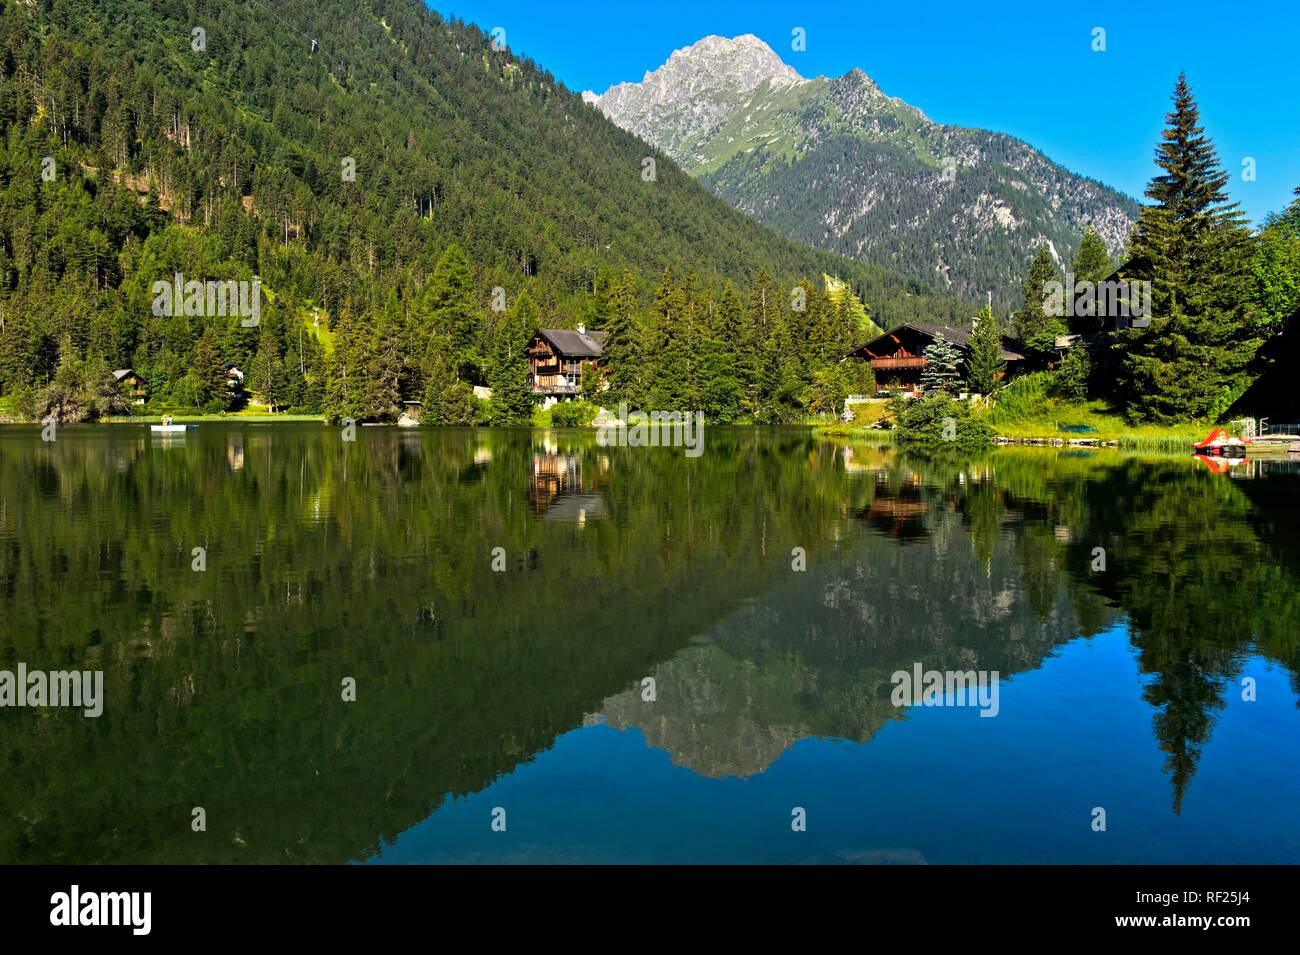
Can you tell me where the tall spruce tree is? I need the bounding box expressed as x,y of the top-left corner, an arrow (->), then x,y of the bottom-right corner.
1013,246 -> 1065,358
193,326 -> 226,405
758,309 -> 803,423
428,243 -> 480,383
696,284 -> 743,423
649,268 -> 699,411
488,291 -> 538,425
599,272 -> 644,410
740,269 -> 778,413
1119,74 -> 1259,423
1072,226 -> 1114,285
966,302 -> 1005,395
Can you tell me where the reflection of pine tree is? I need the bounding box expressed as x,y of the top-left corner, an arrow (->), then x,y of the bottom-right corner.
1144,655 -> 1227,814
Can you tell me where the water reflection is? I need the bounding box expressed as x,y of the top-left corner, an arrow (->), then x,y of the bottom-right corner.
0,425 -> 1296,863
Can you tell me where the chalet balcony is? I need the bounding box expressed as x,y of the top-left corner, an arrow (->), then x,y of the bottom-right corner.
869,356 -> 927,370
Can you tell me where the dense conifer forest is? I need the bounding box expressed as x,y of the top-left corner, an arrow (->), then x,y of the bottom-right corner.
0,0 -> 960,424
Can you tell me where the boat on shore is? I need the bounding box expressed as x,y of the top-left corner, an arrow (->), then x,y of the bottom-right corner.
1193,428 -> 1248,458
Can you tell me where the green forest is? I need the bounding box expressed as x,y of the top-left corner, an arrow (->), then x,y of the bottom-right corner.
996,76 -> 1300,426
0,2 -> 1295,429
0,0 -> 956,426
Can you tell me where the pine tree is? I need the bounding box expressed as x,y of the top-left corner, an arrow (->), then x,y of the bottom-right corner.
599,272 -> 645,409
364,298 -> 403,421
488,291 -> 537,425
739,270 -> 777,414
920,333 -> 963,395
1013,246 -> 1065,357
649,268 -> 698,411
1119,74 -> 1259,423
1263,185 -> 1300,238
696,284 -> 743,422
966,302 -> 1005,395
428,243 -> 480,383
193,325 -> 226,405
249,328 -> 280,409
1072,226 -> 1114,285
757,309 -> 803,423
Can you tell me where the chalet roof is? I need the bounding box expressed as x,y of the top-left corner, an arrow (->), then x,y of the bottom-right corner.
535,328 -> 606,358
850,322 -> 1026,362
112,368 -> 136,381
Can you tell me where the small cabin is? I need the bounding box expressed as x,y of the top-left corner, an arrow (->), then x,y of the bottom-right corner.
527,325 -> 606,405
223,362 -> 245,393
847,322 -> 1025,396
112,369 -> 148,404
398,400 -> 422,428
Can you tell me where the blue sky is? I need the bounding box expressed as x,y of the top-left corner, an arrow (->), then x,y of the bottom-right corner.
437,0 -> 1299,226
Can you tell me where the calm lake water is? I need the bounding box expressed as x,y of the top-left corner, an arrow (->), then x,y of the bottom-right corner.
1,424 -> 1297,864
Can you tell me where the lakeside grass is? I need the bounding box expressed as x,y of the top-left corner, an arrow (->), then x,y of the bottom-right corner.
102,411 -> 326,423
818,383 -> 1211,452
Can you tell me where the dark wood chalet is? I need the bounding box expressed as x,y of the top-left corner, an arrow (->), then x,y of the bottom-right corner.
112,368 -> 148,404
528,325 -> 606,399
847,323 -> 1026,396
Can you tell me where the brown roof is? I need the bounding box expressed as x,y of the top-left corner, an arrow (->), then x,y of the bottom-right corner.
851,322 -> 1025,362
536,328 -> 606,358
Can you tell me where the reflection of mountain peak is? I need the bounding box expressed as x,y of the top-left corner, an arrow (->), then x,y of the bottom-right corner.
600,522 -> 1088,778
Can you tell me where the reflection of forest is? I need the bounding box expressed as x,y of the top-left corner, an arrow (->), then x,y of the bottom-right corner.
0,429 -> 1296,861
604,449 -> 1300,814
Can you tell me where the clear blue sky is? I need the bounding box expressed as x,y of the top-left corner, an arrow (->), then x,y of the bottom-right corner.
436,0 -> 1299,226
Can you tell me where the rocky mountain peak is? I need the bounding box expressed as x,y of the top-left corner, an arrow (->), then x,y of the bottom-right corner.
586,35 -> 806,155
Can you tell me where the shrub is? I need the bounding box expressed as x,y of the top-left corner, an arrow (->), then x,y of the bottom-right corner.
1050,348 -> 1090,403
895,395 -> 994,451
549,400 -> 598,427
987,372 -> 1054,424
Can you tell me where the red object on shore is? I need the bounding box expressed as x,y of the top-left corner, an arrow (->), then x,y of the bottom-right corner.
1193,428 -> 1249,456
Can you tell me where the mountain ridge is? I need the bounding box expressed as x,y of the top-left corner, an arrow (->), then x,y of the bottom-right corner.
588,35 -> 1140,310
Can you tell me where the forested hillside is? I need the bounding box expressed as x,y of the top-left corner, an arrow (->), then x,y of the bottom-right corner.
0,0 -> 965,422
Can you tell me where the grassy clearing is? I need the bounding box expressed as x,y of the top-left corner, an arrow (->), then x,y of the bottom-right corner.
979,373 -> 1208,450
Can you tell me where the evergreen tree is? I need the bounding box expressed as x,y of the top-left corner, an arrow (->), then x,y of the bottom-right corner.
599,272 -> 645,409
193,326 -> 226,406
649,268 -> 699,411
364,297 -> 404,421
1013,246 -> 1066,357
757,309 -> 803,423
1119,74 -> 1259,423
1262,185 -> 1300,238
740,270 -> 778,413
488,291 -> 538,425
249,329 -> 280,409
696,285 -> 743,423
966,302 -> 1005,395
1072,226 -> 1114,285
428,244 -> 480,383
920,333 -> 963,395
1052,346 -> 1091,402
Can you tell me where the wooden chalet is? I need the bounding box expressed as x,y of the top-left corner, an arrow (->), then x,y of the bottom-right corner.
527,325 -> 606,401
847,323 -> 1025,396
112,369 -> 148,404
